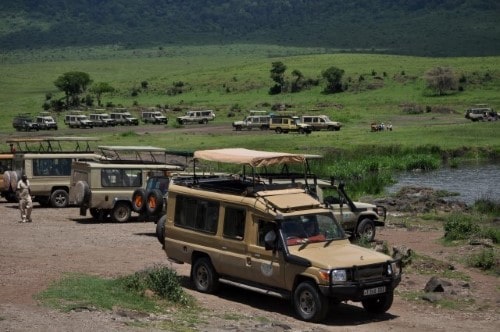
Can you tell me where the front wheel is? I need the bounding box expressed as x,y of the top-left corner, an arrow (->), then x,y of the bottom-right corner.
357,218 -> 376,242
293,281 -> 329,322
111,202 -> 131,222
362,291 -> 394,314
191,257 -> 219,293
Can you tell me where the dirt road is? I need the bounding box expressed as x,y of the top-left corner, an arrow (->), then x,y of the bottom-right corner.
0,199 -> 498,331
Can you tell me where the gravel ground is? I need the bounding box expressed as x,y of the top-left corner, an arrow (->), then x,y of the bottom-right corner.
0,199 -> 499,332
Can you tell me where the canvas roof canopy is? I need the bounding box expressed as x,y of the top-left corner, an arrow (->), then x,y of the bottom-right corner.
193,148 -> 305,168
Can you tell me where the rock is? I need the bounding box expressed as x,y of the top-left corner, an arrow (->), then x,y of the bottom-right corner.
424,276 -> 452,293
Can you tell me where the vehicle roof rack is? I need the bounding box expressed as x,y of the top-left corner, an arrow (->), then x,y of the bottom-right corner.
97,146 -> 187,168
6,137 -> 99,153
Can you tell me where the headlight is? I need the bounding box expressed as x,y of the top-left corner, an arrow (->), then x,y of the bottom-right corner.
331,269 -> 347,282
387,261 -> 401,277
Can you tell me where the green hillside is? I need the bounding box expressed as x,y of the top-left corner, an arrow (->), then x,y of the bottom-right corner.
0,0 -> 499,56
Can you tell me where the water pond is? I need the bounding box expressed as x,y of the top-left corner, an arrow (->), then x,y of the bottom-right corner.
386,163 -> 500,206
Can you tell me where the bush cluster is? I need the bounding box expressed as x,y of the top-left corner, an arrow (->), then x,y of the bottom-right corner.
121,265 -> 191,305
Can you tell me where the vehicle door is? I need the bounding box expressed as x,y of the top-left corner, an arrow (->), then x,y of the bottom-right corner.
328,190 -> 357,230
216,205 -> 249,280
245,218 -> 285,288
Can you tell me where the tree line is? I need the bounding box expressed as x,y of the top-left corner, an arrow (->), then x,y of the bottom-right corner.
1,0 -> 499,56
46,63 -> 466,112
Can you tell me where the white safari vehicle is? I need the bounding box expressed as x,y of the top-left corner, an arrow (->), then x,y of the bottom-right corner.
160,148 -> 401,322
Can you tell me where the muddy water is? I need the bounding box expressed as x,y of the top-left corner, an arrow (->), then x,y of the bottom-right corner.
387,163 -> 500,206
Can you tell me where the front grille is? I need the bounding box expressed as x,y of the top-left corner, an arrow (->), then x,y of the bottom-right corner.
352,264 -> 384,282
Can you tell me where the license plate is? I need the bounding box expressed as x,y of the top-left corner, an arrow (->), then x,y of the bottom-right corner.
363,286 -> 386,296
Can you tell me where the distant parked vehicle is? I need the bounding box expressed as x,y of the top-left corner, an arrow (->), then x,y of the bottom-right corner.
269,115 -> 312,134
232,114 -> 270,131
176,110 -> 215,125
110,108 -> 139,126
301,115 -> 342,131
64,112 -> 93,128
12,114 -> 39,132
89,113 -> 116,127
35,113 -> 58,130
465,106 -> 498,122
141,110 -> 168,124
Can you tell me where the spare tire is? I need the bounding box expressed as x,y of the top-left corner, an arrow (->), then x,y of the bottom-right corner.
10,171 -> 19,191
131,188 -> 146,213
2,171 -> 11,191
146,189 -> 164,216
74,180 -> 91,206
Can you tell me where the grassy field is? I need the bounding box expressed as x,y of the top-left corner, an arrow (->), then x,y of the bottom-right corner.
1,45 -> 499,165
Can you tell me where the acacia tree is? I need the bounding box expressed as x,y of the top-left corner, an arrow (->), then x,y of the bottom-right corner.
269,61 -> 287,94
54,71 -> 92,108
322,66 -> 345,93
89,82 -> 115,106
424,66 -> 458,96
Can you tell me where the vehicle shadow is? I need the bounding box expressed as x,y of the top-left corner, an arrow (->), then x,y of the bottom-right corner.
178,276 -> 398,326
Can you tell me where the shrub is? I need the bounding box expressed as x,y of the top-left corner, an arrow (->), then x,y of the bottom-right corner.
121,265 -> 191,305
444,213 -> 480,241
466,249 -> 496,270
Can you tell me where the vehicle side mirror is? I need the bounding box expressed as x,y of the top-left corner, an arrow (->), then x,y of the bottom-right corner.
264,230 -> 277,250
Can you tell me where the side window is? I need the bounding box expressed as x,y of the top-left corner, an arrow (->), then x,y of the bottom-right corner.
257,220 -> 276,247
223,206 -> 246,240
174,195 -> 219,234
33,158 -> 71,176
101,168 -> 141,187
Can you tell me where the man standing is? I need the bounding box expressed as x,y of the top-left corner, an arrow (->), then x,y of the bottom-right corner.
17,174 -> 33,223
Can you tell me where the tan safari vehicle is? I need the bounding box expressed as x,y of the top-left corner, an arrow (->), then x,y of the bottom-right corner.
69,146 -> 185,222
160,148 -> 401,322
6,137 -> 102,207
269,115 -> 312,134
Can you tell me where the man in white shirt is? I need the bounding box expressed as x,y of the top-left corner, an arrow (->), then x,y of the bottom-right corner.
17,174 -> 33,223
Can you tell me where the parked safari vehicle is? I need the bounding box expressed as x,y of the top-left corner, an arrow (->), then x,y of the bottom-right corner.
6,137 -> 102,208
110,108 -> 139,126
255,155 -> 386,242
160,148 -> 401,322
89,112 -> 117,127
64,112 -> 94,128
269,115 -> 312,134
35,113 -> 58,130
70,146 -> 184,222
301,115 -> 342,131
141,110 -> 168,124
12,114 -> 39,132
465,106 -> 498,122
232,114 -> 270,131
176,110 -> 215,125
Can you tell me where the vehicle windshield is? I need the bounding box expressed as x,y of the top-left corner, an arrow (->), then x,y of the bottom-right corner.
281,213 -> 344,246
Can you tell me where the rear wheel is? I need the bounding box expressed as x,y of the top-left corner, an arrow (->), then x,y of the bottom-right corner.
293,281 -> 329,322
50,189 -> 69,208
275,127 -> 283,134
111,202 -> 131,222
191,257 -> 219,293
